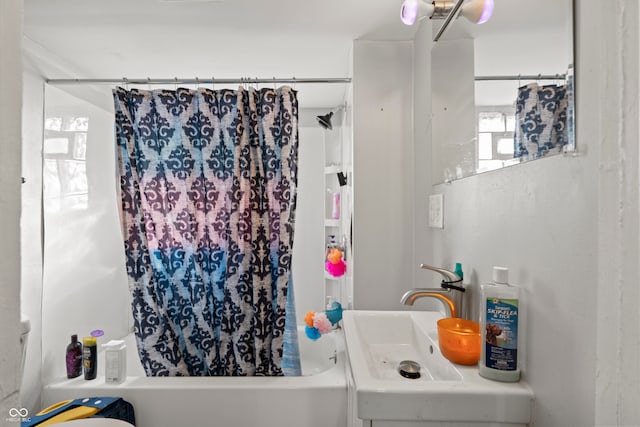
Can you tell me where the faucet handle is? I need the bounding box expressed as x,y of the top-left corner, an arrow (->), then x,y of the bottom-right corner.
420,263 -> 465,292
420,263 -> 462,283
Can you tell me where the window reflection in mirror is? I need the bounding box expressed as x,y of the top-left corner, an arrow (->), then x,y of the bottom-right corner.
431,0 -> 574,184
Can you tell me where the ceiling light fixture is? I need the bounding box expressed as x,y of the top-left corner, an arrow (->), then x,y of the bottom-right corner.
400,0 -> 494,26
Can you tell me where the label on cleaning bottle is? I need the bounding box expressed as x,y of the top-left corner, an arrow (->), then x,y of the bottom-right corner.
485,297 -> 518,371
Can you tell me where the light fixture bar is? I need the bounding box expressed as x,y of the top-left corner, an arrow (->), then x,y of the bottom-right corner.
46,77 -> 352,86
432,1 -> 455,19
433,0 -> 465,42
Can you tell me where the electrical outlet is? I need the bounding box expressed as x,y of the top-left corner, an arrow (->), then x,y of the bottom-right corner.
429,194 -> 444,229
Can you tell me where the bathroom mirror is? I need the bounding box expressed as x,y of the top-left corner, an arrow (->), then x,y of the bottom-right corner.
431,0 -> 574,184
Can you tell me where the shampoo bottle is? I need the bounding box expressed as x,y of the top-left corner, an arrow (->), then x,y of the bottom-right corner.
479,266 -> 521,382
331,192 -> 340,219
83,336 -> 97,380
65,334 -> 83,378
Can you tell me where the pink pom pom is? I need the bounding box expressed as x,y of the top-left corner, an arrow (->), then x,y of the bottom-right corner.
325,259 -> 346,277
313,312 -> 332,335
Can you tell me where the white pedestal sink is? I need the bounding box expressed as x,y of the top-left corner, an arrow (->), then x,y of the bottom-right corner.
343,311 -> 534,426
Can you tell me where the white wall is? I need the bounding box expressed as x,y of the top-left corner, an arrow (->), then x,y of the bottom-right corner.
352,40 -> 416,310
412,22 -> 435,297
594,1 -> 640,425
0,0 -> 23,417
474,29 -> 572,79
20,68 -> 44,414
431,38 -> 476,183
40,85 -> 130,383
292,115 -> 327,325
412,0 -> 640,426
352,39 -> 444,313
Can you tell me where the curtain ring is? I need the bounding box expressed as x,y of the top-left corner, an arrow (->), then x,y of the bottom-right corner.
147,77 -> 151,91
211,76 -> 215,91
174,77 -> 178,91
195,76 -> 199,90
123,77 -> 129,90
292,76 -> 296,90
517,74 -> 521,88
273,77 -> 276,90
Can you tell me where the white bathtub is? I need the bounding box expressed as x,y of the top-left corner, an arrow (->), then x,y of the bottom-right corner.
43,328 -> 347,427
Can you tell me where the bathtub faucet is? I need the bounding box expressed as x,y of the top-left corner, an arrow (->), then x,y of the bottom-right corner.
400,264 -> 465,319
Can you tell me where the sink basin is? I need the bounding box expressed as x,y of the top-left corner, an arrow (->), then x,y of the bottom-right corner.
347,310 -> 460,382
343,310 -> 534,424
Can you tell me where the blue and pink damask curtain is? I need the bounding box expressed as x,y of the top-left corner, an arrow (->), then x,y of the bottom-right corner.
113,86 -> 300,376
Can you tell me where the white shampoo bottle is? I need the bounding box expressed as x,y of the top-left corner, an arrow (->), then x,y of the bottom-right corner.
479,266 -> 521,382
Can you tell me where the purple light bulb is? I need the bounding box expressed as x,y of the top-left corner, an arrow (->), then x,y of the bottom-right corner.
401,0 -> 419,25
477,0 -> 494,24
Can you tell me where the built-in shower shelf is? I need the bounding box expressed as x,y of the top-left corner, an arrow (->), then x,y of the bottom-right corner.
324,272 -> 343,282
324,165 -> 341,174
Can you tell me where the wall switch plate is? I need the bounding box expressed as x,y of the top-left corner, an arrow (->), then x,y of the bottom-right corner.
429,194 -> 444,229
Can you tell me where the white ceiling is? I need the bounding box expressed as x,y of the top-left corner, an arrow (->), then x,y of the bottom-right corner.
23,0 -> 417,108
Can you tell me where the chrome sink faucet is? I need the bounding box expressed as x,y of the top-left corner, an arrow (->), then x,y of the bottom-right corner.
401,264 -> 465,319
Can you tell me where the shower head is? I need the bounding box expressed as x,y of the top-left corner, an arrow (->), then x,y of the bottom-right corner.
316,112 -> 334,130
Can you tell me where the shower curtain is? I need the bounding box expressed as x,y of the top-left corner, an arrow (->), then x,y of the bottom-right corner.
113,86 -> 301,376
514,82 -> 570,159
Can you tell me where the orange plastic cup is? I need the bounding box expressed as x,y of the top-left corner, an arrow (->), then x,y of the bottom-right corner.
437,318 -> 481,365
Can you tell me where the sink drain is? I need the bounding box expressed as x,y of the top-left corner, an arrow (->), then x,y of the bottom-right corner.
398,360 -> 421,379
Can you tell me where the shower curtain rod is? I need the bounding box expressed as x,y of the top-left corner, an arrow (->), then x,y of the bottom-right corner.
475,74 -> 567,81
45,77 -> 352,86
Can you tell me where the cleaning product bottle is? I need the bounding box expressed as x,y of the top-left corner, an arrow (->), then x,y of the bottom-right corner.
65,334 -> 83,379
83,336 -> 97,380
479,266 -> 521,382
103,340 -> 127,384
